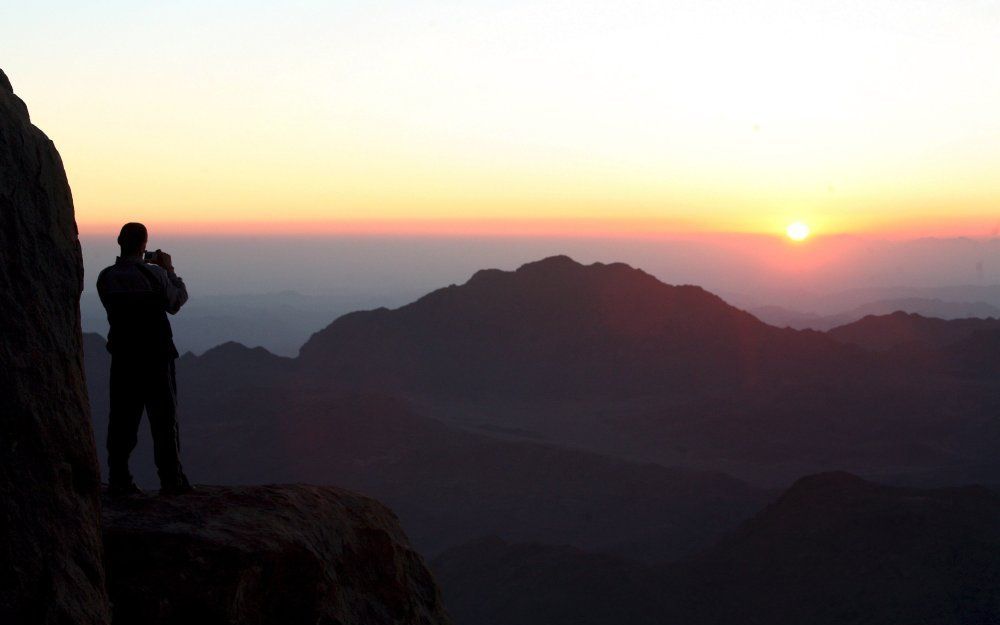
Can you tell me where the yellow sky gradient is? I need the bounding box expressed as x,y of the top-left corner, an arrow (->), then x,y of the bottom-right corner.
5,1 -> 1000,238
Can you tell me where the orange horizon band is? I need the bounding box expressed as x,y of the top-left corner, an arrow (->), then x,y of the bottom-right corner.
75,216 -> 1000,240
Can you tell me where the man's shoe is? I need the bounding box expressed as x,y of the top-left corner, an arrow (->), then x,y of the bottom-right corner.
109,482 -> 144,499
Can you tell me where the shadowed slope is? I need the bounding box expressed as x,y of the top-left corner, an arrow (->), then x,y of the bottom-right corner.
434,474 -> 1000,625
432,537 -> 665,625
686,472 -> 1000,624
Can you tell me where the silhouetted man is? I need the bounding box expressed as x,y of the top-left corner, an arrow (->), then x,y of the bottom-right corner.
97,223 -> 192,497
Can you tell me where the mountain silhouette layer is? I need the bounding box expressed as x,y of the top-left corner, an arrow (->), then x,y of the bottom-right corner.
829,311 -> 1000,351
753,297 -> 1000,331
299,255 -> 852,399
288,256 -> 1000,483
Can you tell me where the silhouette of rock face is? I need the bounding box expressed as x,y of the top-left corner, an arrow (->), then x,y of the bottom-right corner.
102,485 -> 451,625
0,69 -> 109,623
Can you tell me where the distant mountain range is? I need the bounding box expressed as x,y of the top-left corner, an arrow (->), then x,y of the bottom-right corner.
729,282 -> 1000,317
753,297 -> 1000,331
81,290 -> 416,357
828,311 -> 1000,351
434,473 -> 1000,625
85,255 -> 1000,488
288,256 -> 1000,483
81,269 -> 1000,357
298,255 -> 844,398
82,255 -> 1000,624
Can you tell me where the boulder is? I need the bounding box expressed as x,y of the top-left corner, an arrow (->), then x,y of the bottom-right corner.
103,485 -> 452,625
0,68 -> 109,624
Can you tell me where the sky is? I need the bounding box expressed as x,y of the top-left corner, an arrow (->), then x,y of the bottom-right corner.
4,0 -> 1000,240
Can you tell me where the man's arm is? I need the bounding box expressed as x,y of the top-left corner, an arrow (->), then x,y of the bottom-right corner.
96,270 -> 108,310
152,251 -> 188,314
163,270 -> 188,315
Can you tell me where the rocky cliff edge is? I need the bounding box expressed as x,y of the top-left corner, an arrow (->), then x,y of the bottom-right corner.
103,485 -> 451,625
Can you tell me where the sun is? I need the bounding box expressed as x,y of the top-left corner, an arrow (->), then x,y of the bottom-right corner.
786,221 -> 810,242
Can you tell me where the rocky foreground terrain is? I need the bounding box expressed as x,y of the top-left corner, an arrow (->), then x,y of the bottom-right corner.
103,485 -> 448,625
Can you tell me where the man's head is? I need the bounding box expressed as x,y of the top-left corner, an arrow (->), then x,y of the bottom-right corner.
117,222 -> 148,258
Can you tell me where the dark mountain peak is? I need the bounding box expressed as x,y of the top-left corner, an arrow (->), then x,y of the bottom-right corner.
466,267 -> 505,285
777,471 -> 879,505
516,254 -> 584,273
724,472 -> 887,531
445,256 -> 724,316
829,311 -> 1000,351
734,472 -> 1000,543
201,340 -> 258,356
296,256 -> 846,398
198,341 -> 284,362
514,255 -> 658,283
885,310 -> 918,319
522,253 -> 578,266
466,256 -> 650,287
787,470 -> 870,491
464,255 -> 582,286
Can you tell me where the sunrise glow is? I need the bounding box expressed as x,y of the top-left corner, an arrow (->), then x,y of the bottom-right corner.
786,222 -> 811,242
5,1 -> 1000,238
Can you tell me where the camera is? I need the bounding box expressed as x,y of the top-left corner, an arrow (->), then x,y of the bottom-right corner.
143,251 -> 157,263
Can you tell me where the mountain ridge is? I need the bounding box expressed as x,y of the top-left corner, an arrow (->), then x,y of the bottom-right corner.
297,255 -> 855,403
828,311 -> 1000,351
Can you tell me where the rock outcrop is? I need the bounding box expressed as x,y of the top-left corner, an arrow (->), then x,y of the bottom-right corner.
103,485 -> 451,625
0,69 -> 109,624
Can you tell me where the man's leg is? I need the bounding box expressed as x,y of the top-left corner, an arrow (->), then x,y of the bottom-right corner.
145,358 -> 190,492
107,356 -> 144,492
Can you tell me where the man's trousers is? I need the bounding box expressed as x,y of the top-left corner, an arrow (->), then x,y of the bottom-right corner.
107,356 -> 188,488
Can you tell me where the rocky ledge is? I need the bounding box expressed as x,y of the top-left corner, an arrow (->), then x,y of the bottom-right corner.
102,485 -> 452,625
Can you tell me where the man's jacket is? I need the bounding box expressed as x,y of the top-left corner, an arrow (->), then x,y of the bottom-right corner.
96,257 -> 188,359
